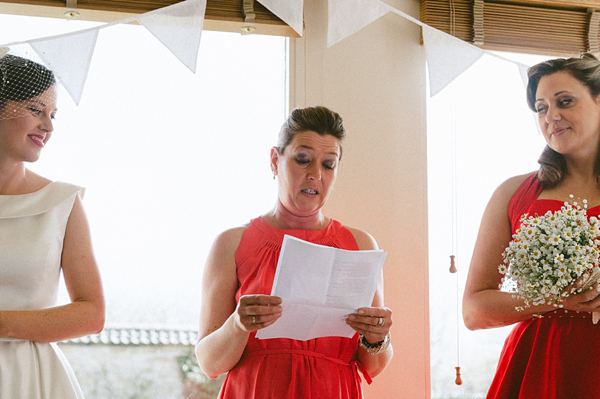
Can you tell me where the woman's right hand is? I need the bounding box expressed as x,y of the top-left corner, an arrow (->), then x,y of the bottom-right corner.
196,228 -> 283,378
234,294 -> 283,332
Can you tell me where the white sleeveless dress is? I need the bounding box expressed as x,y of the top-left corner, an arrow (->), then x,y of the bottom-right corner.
0,181 -> 85,399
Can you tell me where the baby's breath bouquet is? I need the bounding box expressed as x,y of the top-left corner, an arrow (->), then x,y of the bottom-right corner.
499,197 -> 600,323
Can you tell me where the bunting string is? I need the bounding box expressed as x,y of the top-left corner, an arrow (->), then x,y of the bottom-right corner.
0,0 -> 535,108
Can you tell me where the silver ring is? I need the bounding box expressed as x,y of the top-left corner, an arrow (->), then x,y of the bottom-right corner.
377,317 -> 384,326
252,316 -> 256,324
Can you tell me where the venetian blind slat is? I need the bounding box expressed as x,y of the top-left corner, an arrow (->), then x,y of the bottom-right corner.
0,0 -> 286,26
421,0 -> 594,55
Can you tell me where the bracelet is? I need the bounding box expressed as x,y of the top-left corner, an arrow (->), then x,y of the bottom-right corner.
359,332 -> 391,355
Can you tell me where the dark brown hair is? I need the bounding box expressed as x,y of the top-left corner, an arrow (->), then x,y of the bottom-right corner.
277,106 -> 346,160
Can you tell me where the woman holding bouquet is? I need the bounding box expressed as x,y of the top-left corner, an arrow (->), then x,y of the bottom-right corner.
195,106 -> 393,398
463,53 -> 600,398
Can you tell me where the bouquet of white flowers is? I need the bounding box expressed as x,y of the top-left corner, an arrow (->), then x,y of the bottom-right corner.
499,197 -> 600,323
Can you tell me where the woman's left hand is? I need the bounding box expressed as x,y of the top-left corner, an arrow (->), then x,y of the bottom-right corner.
346,307 -> 392,344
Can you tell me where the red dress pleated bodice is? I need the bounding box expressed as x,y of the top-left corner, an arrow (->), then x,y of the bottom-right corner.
217,217 -> 370,399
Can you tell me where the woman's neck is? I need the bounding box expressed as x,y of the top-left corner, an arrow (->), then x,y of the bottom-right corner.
0,160 -> 27,193
563,154 -> 598,183
0,161 -> 45,195
264,200 -> 329,230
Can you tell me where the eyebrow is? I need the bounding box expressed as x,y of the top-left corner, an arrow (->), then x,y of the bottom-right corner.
536,90 -> 571,103
24,99 -> 47,109
26,99 -> 58,113
298,145 -> 340,157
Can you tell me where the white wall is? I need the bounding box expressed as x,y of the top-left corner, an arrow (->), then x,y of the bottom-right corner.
291,0 -> 430,397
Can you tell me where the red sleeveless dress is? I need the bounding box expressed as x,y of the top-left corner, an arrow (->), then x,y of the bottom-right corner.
217,217 -> 371,399
487,172 -> 600,399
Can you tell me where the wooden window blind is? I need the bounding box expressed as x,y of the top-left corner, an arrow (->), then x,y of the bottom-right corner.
420,0 -> 600,55
0,0 -> 296,37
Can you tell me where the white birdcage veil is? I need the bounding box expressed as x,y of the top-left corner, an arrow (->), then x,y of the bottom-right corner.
0,46 -> 57,120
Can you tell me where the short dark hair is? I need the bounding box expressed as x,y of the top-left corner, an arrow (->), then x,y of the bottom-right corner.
0,54 -> 56,109
277,106 -> 346,160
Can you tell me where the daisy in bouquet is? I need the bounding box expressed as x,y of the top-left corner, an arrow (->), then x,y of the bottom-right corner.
499,196 -> 600,323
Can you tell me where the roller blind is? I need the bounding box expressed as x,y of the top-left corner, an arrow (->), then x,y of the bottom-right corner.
0,0 -> 294,36
420,0 -> 600,55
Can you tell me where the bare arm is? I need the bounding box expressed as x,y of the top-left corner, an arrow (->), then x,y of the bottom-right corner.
195,228 -> 282,379
345,227 -> 393,378
0,194 -> 105,342
463,174 -> 559,330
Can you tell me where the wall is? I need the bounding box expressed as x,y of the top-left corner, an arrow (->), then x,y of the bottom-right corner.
290,0 -> 430,397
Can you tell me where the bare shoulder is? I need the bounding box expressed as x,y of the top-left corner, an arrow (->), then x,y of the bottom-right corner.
23,169 -> 52,193
209,225 -> 248,256
479,173 -> 533,216
496,172 -> 534,197
202,225 -> 248,286
345,226 -> 379,251
26,169 -> 51,183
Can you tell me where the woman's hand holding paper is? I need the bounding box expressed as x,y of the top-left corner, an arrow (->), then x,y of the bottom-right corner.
346,306 -> 392,344
235,294 -> 283,332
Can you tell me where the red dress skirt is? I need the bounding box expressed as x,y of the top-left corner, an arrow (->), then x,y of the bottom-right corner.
217,217 -> 371,399
487,173 -> 600,398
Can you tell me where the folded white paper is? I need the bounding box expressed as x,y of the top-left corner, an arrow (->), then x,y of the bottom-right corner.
256,235 -> 387,340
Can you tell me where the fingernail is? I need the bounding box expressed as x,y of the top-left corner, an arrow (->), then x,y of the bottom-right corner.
358,310 -> 365,315
349,315 -> 356,321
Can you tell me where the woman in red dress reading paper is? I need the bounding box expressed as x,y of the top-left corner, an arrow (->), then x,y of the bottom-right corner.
195,106 -> 393,398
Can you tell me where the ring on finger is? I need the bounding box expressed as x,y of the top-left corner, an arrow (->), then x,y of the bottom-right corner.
252,316 -> 256,324
377,317 -> 384,326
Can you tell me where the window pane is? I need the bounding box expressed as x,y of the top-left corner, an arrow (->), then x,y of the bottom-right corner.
1,13 -> 287,397
427,51 -> 548,397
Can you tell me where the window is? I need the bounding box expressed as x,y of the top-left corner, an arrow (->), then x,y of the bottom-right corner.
1,12 -> 287,397
427,51 -> 549,397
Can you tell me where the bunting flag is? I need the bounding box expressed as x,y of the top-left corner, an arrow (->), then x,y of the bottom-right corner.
327,0 -> 393,48
29,29 -> 99,105
0,0 -> 544,103
258,0 -> 304,36
515,62 -> 542,132
422,25 -> 485,96
138,0 -> 207,73
517,62 -> 530,87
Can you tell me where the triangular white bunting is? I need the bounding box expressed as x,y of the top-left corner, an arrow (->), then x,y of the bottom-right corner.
422,25 -> 485,96
258,0 -> 304,36
327,0 -> 393,47
138,0 -> 207,73
29,29 -> 98,105
515,62 -> 540,132
517,62 -> 529,88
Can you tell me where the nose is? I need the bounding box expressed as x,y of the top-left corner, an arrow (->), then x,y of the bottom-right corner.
307,164 -> 321,181
544,106 -> 561,124
40,114 -> 54,133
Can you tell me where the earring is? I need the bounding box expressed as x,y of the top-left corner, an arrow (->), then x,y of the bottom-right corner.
273,174 -> 276,180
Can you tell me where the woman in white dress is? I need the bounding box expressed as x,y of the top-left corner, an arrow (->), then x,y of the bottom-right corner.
0,53 -> 105,398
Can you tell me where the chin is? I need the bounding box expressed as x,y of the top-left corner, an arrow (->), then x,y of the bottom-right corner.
24,154 -> 42,163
